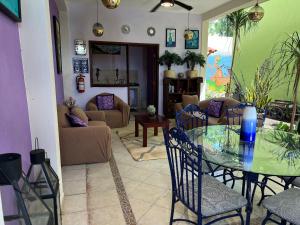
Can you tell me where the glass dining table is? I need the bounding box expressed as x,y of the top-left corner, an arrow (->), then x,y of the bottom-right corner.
186,125 -> 300,225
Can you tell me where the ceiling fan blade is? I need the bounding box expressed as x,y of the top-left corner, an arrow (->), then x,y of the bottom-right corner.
174,0 -> 193,11
150,3 -> 161,12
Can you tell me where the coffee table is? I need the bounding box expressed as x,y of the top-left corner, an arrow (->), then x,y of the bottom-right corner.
135,114 -> 170,147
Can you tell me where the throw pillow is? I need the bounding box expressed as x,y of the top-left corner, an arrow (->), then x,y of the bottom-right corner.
182,95 -> 199,107
207,100 -> 224,118
71,107 -> 89,124
96,94 -> 114,110
65,113 -> 88,127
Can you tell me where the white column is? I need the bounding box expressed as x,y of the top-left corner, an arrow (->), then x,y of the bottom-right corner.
19,0 -> 62,189
200,20 -> 209,100
0,192 -> 4,225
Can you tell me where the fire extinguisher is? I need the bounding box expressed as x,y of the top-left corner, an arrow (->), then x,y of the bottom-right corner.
76,74 -> 85,93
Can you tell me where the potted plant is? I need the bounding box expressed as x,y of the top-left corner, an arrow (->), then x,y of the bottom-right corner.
183,51 -> 206,78
159,50 -> 182,78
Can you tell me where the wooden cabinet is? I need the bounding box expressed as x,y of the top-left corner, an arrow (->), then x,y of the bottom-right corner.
163,77 -> 203,118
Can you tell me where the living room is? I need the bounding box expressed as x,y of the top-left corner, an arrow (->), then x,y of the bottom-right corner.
1,0 -> 300,225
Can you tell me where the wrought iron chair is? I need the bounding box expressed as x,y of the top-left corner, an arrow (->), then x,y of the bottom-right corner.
262,188 -> 300,225
163,127 -> 247,225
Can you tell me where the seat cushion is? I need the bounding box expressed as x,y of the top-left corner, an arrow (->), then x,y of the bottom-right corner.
88,121 -> 107,127
181,175 -> 247,217
262,188 -> 300,225
57,105 -> 71,128
207,100 -> 224,118
283,177 -> 300,187
104,110 -> 123,128
207,117 -> 220,125
182,95 -> 199,108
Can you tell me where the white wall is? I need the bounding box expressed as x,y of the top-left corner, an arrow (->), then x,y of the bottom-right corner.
19,0 -> 62,192
63,1 -> 203,114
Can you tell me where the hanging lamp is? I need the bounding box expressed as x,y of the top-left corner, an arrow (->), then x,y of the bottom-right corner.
248,0 -> 264,22
161,0 -> 174,7
102,0 -> 121,9
184,12 -> 193,40
93,0 -> 104,37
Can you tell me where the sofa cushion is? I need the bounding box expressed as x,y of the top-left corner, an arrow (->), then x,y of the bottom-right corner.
71,107 -> 89,124
57,105 -> 71,128
207,100 -> 224,118
104,110 -> 123,128
88,121 -> 107,127
182,95 -> 199,107
96,94 -> 114,110
207,117 -> 220,125
66,114 -> 88,127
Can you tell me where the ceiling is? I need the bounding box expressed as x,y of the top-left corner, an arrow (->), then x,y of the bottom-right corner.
67,0 -> 233,14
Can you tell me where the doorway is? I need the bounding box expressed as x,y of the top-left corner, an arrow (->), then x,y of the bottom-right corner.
128,44 -> 159,113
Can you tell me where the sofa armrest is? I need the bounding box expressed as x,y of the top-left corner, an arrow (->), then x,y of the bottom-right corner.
86,102 -> 98,111
85,111 -> 106,121
59,126 -> 112,165
175,103 -> 183,112
117,101 -> 130,126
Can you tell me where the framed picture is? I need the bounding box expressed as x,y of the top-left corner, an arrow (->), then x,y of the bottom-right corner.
166,28 -> 176,47
0,0 -> 21,22
73,58 -> 89,74
185,30 -> 199,49
53,16 -> 62,74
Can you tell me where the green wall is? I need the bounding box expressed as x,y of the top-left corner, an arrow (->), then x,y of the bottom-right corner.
233,0 -> 300,103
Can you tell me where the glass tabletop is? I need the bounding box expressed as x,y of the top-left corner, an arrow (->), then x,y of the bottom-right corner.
186,125 -> 300,177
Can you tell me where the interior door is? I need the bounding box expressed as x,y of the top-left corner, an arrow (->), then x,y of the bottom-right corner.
146,45 -> 159,112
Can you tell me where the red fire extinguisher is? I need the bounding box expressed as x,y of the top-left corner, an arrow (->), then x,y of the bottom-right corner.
76,74 -> 85,93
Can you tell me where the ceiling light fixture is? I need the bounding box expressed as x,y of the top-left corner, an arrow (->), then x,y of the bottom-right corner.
93,0 -> 104,37
184,12 -> 193,40
161,0 -> 174,8
248,0 -> 264,22
102,0 -> 121,9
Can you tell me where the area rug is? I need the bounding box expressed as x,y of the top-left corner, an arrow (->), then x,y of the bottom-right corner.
115,121 -> 168,161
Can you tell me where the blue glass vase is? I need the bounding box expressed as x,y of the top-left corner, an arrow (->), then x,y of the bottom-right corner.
240,106 -> 257,142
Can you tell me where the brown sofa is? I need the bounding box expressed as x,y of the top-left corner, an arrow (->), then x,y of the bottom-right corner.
175,96 -> 240,125
57,105 -> 112,166
86,93 -> 130,128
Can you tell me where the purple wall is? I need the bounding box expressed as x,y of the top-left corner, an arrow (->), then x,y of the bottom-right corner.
49,0 -> 64,104
0,12 -> 32,216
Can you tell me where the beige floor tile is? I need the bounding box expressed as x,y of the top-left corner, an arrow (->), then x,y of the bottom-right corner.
87,176 -> 115,193
62,211 -> 88,225
127,183 -> 168,204
88,190 -> 120,210
128,198 -> 153,222
62,164 -> 86,172
89,205 -> 126,225
62,168 -> 86,182
123,179 -> 142,194
143,173 -> 171,189
121,167 -> 154,182
63,179 -> 86,196
62,194 -> 87,214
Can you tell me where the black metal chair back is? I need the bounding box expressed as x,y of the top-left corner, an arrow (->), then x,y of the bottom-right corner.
163,127 -> 202,216
176,104 -> 208,131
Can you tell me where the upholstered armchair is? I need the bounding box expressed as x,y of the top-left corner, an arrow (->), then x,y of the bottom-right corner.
86,93 -> 130,128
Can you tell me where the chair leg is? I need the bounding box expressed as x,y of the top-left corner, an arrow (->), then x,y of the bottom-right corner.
251,182 -> 258,203
262,210 -> 272,225
223,169 -> 227,185
237,209 -> 244,225
229,169 -> 236,189
169,193 -> 176,225
258,176 -> 268,206
242,174 -> 246,196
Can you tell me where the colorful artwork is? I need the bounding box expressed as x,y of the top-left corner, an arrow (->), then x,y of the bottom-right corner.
0,0 -> 21,22
166,28 -> 176,47
185,30 -> 199,49
205,53 -> 232,98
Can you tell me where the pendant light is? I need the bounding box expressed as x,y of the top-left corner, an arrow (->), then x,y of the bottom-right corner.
184,12 -> 193,40
248,0 -> 264,22
102,0 -> 121,9
93,0 -> 104,37
161,0 -> 174,7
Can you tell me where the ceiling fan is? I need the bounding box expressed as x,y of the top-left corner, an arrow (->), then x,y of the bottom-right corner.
150,0 -> 193,13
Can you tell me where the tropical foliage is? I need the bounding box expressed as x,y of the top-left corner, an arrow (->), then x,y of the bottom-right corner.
209,18 -> 233,37
159,50 -> 182,70
274,32 -> 300,130
183,51 -> 206,70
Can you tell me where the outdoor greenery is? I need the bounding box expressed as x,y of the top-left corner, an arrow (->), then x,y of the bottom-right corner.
209,18 -> 233,37
231,58 -> 285,109
225,9 -> 257,91
183,51 -> 206,70
274,31 -> 300,130
159,50 -> 182,70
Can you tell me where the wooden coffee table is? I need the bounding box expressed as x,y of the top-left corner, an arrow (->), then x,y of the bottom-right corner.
135,114 -> 170,147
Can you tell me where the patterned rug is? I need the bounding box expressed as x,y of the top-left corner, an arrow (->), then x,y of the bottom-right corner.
115,121 -> 167,161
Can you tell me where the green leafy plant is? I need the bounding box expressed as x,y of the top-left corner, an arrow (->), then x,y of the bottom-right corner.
275,32 -> 300,130
159,50 -> 182,70
183,51 -> 206,70
275,122 -> 290,132
225,9 -> 257,92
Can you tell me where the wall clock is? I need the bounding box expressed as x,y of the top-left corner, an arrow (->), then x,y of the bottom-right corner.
147,27 -> 156,37
121,25 -> 130,34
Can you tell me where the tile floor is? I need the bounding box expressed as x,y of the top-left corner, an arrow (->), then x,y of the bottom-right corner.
61,129 -> 282,225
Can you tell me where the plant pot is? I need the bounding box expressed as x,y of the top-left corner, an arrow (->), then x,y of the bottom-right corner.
0,153 -> 22,185
187,70 -> 198,78
164,70 -> 176,79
